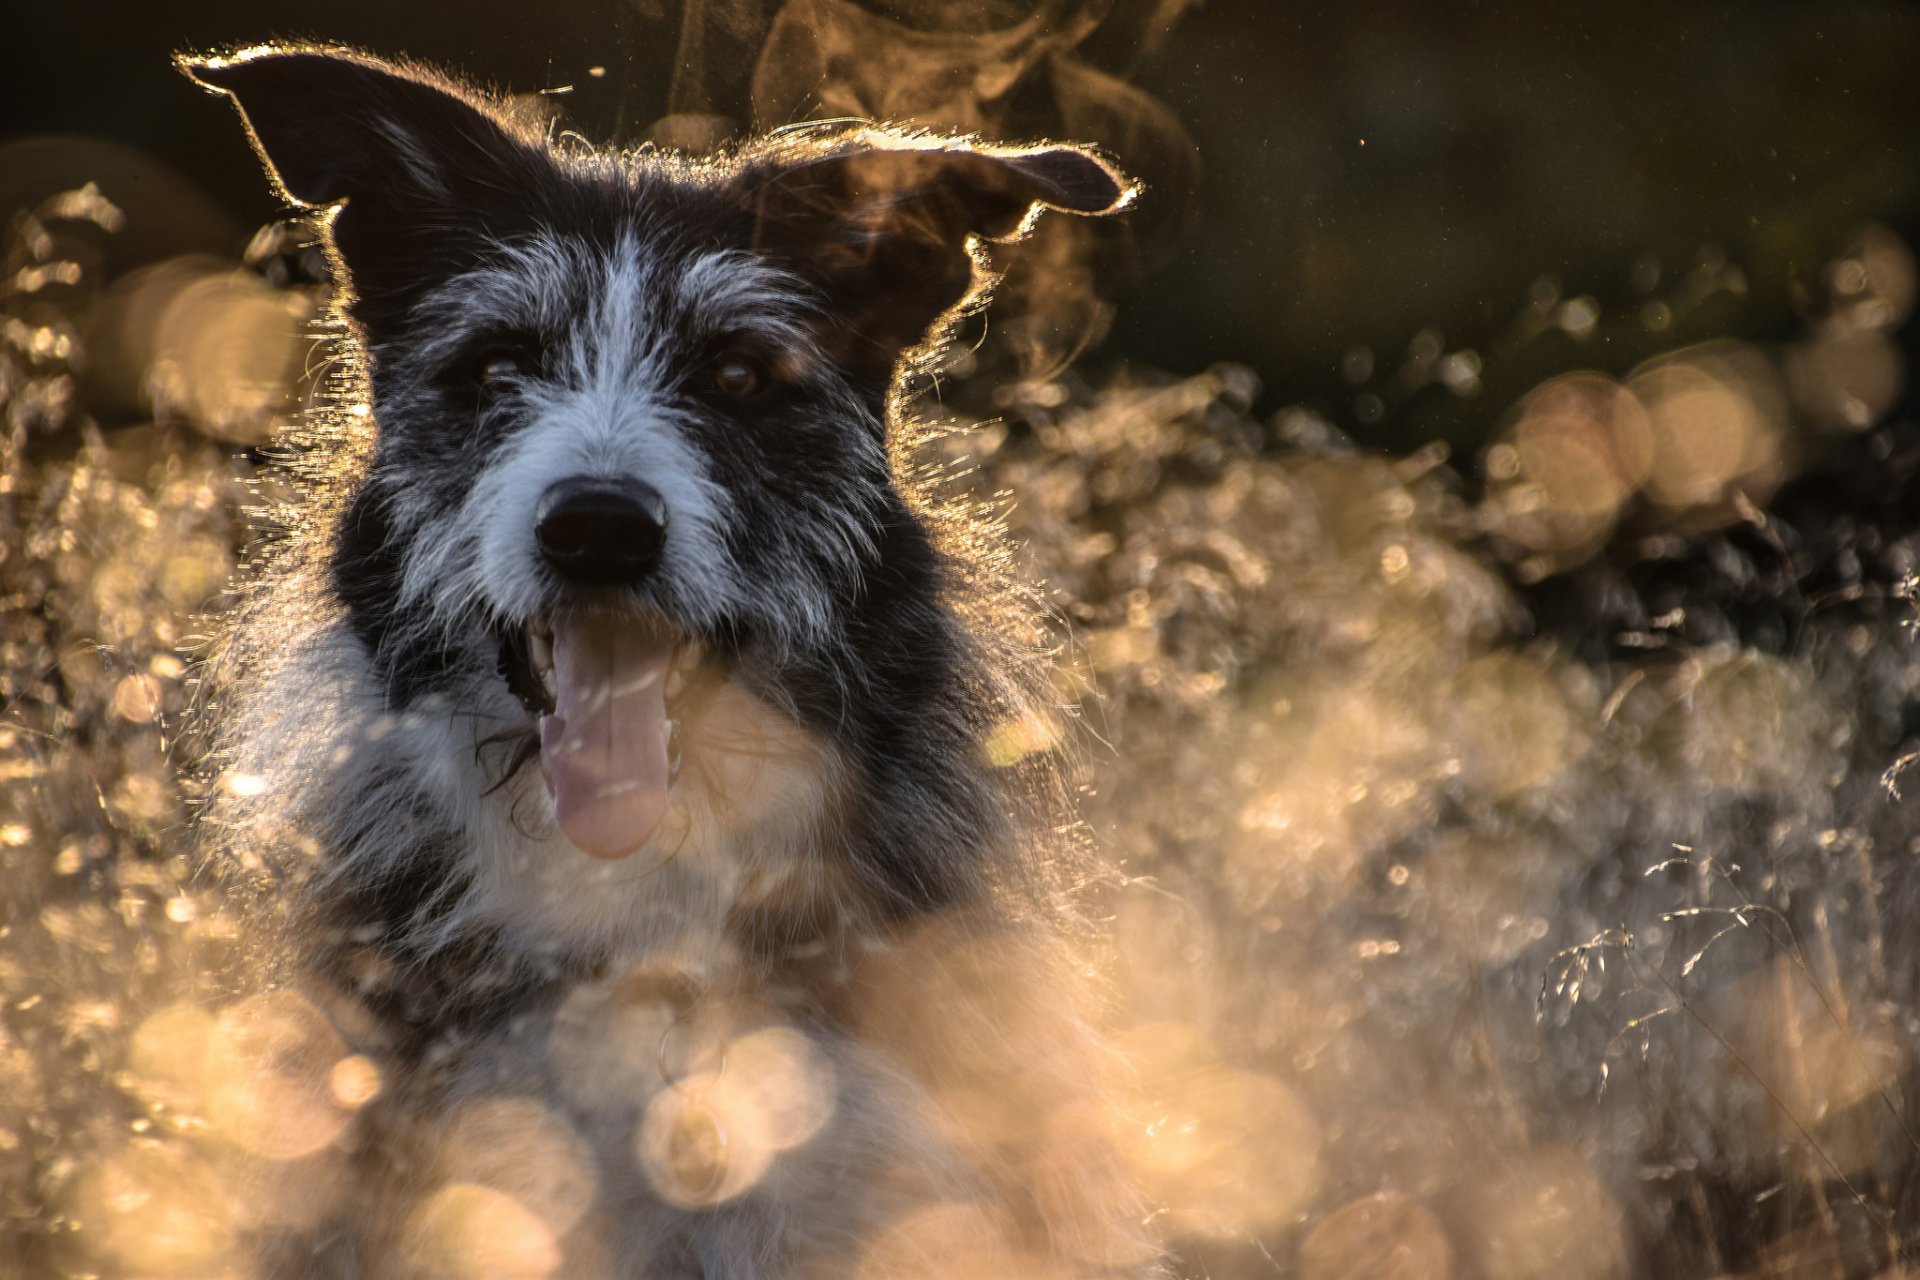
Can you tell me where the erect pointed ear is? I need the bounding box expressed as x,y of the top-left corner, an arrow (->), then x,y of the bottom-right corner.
179,45 -> 550,332
738,126 -> 1136,382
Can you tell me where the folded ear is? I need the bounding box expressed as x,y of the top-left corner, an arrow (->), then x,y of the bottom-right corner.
179,45 -> 548,331
738,127 -> 1136,381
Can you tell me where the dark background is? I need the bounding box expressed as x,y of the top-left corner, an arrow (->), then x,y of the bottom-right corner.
5,0 -> 1915,456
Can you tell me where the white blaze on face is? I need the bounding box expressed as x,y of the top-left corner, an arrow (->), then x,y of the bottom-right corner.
540,616 -> 676,859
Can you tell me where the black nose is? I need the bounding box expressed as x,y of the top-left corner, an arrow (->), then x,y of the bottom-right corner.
534,477 -> 668,585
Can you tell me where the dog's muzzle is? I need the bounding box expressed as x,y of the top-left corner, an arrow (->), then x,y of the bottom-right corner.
535,476 -> 667,585
501,474 -> 715,861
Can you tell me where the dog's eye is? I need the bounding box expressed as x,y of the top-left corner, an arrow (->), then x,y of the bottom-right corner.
475,350 -> 526,390
710,354 -> 765,398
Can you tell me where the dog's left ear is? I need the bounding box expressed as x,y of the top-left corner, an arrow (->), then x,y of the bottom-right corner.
179,45 -> 548,334
741,128 -> 1135,381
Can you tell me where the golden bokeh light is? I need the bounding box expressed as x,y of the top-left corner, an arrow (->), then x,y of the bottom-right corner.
1455,1149 -> 1626,1280
1299,1191 -> 1453,1280
1485,373 -> 1654,564
327,1053 -> 382,1108
1671,650 -> 1834,794
639,1077 -> 766,1208
1444,652 -> 1587,798
202,991 -> 356,1161
1787,328 -> 1904,432
436,1097 -> 599,1238
110,670 -> 162,723
400,1183 -> 563,1280
126,1001 -> 218,1117
1629,344 -> 1786,515
91,257 -> 312,443
630,1012 -> 839,1209
3,58 -> 1917,1272
1117,1022 -> 1323,1241
1703,958 -> 1907,1176
1517,374 -> 1655,506
723,1025 -> 839,1153
65,1140 -> 239,1276
854,1203 -> 1065,1280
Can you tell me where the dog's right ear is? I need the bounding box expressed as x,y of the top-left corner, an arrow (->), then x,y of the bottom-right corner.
737,127 -> 1135,385
179,45 -> 545,329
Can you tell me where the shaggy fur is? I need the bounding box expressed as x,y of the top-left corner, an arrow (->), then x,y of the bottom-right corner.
185,43 -> 1158,1279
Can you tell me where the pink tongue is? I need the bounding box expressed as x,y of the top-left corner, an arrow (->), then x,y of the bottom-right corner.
539,616 -> 675,859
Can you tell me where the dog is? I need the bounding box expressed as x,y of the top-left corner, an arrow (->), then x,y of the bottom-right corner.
183,43 -> 1157,1278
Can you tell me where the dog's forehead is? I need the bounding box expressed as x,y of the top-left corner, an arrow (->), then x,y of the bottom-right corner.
444,232 -> 802,317
411,178 -> 819,353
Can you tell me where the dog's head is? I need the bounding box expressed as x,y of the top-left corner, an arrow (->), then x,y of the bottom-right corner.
185,46 -> 1130,871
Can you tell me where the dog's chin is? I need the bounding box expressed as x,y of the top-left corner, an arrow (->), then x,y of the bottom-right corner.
468,635 -> 843,962
496,611 -> 719,861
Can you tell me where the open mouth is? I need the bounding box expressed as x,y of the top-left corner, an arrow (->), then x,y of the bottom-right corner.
497,614 -> 714,860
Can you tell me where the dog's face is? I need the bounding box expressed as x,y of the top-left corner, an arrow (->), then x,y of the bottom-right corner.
188,48 -> 1127,939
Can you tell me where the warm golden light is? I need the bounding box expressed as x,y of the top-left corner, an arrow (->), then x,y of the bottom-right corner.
1299,1191 -> 1452,1280
327,1053 -> 382,1108
1705,958 -> 1907,1176
1486,373 -> 1654,564
203,991 -> 356,1161
1788,329 -> 1903,431
854,1204 -> 1053,1280
1630,344 -> 1786,514
636,1022 -> 838,1207
1444,652 -> 1585,797
1455,1150 -> 1626,1280
435,1098 -> 599,1237
401,1183 -> 564,1279
92,258 -> 311,443
1118,1023 -> 1323,1240
65,1141 -> 238,1276
3,33 -> 1915,1273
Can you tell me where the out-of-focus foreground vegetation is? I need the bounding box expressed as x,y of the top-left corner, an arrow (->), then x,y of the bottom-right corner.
5,2 -> 1920,1277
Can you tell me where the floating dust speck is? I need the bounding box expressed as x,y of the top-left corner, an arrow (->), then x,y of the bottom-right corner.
638,1078 -> 769,1208
1555,296 -> 1600,338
